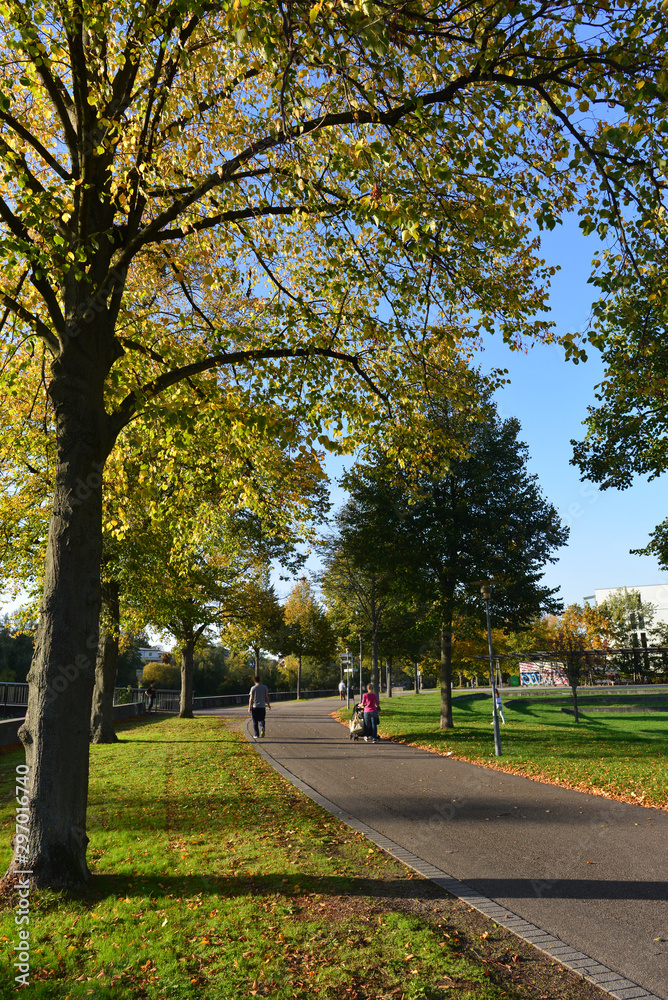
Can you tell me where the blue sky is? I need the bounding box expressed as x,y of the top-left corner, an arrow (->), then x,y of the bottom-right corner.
280,213 -> 668,610
478,215 -> 668,607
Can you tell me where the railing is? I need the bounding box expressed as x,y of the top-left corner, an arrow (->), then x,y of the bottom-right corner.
0,682 -> 29,708
113,686 -> 340,712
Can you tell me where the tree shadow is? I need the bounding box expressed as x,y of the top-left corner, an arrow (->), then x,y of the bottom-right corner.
51,872 -> 457,906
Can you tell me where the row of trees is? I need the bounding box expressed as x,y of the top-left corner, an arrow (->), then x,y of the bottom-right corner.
3,0 -> 668,891
320,393 -> 568,727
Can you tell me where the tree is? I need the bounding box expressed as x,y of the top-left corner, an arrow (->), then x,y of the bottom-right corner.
538,604 -> 611,721
596,588 -> 667,681
321,462 -> 441,695
371,399 -> 567,728
3,1 -> 667,889
0,618 -> 34,683
220,570 -> 285,675
0,385 -> 327,740
283,579 -> 335,698
124,505 -> 298,717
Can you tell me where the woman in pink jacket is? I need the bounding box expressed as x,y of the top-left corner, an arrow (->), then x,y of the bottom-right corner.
361,684 -> 380,743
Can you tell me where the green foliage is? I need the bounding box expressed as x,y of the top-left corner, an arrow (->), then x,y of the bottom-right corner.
220,569 -> 286,670
115,633 -> 147,687
597,588 -> 663,646
0,618 -> 33,683
279,653 -> 338,692
140,662 -> 181,690
192,642 -> 229,696
283,579 -> 336,665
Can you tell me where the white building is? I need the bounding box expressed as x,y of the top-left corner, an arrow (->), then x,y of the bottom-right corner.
586,585 -> 668,630
139,647 -> 164,662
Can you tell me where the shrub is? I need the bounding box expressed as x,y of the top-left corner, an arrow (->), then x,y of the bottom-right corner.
141,662 -> 181,689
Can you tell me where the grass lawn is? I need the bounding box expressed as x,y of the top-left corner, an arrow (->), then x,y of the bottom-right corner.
372,691 -> 668,809
0,714 -> 610,1000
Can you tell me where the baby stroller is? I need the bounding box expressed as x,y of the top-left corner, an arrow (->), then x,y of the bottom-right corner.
349,703 -> 366,741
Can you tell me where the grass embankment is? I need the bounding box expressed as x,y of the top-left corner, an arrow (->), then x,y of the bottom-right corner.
373,691 -> 668,809
0,715 -> 608,1000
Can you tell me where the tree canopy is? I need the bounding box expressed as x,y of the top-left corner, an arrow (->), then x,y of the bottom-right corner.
328,397 -> 568,727
4,0 -> 668,889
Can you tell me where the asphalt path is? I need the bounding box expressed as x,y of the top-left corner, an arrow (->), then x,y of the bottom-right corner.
199,696 -> 668,998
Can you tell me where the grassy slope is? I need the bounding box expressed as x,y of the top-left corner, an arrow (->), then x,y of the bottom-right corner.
372,692 -> 668,809
0,714 -> 608,1000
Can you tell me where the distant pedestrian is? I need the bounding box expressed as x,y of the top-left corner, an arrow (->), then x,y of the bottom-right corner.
338,680 -> 346,700
146,682 -> 157,713
248,675 -> 271,739
361,683 -> 380,743
493,691 -> 505,724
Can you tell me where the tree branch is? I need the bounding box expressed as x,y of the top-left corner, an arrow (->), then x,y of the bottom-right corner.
0,292 -> 59,353
108,344 -> 390,444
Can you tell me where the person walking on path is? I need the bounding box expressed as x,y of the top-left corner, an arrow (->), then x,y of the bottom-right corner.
146,681 -> 157,713
338,679 -> 346,700
493,690 -> 505,724
248,675 -> 271,739
361,683 -> 380,743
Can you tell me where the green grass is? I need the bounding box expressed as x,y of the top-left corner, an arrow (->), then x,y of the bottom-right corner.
0,715 -> 532,1000
372,691 -> 668,809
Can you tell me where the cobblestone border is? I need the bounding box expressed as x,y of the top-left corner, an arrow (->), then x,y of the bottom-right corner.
245,721 -> 663,1000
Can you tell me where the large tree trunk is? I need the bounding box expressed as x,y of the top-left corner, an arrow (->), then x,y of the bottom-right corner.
571,681 -> 579,723
179,636 -> 195,718
90,580 -> 121,744
371,627 -> 379,694
297,653 -> 302,699
6,351 -> 112,888
440,619 -> 454,729
386,654 -> 392,698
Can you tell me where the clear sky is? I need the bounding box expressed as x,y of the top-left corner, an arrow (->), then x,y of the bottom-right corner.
279,212 -> 668,610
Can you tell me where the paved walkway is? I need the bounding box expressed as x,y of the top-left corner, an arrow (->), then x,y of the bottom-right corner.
200,697 -> 668,999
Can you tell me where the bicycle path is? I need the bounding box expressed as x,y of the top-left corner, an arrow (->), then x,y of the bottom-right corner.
206,696 -> 668,999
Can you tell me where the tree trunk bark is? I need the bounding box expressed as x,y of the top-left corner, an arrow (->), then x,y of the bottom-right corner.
371,628 -> 379,694
90,580 -> 121,743
386,654 -> 392,698
253,645 -> 260,674
440,619 -> 454,729
571,682 -> 579,723
5,353 -> 111,888
179,636 -> 195,718
297,653 -> 302,699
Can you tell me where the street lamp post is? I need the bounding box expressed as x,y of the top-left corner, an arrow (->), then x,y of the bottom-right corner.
481,582 -> 502,757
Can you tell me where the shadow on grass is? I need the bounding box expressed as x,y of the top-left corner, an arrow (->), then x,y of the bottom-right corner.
112,738 -> 238,744
46,872 -> 458,906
